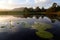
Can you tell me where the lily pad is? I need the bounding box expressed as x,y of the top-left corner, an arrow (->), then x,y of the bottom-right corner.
17,23 -> 19,24
36,31 -> 53,39
1,26 -> 5,28
32,22 -> 53,39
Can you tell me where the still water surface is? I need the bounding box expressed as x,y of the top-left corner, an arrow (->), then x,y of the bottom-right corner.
0,15 -> 60,40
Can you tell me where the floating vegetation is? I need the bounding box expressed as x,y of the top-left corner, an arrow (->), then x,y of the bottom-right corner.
21,22 -> 26,25
51,19 -> 56,23
11,25 -> 15,27
17,23 -> 19,24
21,22 -> 31,28
32,22 -> 53,39
24,23 -> 31,28
33,22 -> 52,30
9,25 -> 15,29
36,31 -> 53,39
1,26 -> 5,28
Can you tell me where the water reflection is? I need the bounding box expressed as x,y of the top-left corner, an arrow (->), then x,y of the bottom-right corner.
0,15 -> 59,32
51,19 -> 56,23
0,15 -> 59,40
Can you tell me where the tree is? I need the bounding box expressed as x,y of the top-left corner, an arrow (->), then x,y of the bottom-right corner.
46,3 -> 57,13
41,7 -> 46,12
23,7 -> 29,12
28,7 -> 34,12
34,7 -> 41,12
23,7 -> 30,17
52,3 -> 57,8
56,5 -> 60,11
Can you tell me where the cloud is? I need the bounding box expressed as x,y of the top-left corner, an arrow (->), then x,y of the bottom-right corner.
0,0 -> 59,9
0,0 -> 12,9
34,0 -> 47,3
33,0 -> 53,8
0,0 -> 30,9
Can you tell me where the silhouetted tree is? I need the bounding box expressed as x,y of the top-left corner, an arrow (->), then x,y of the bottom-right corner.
23,7 -> 30,17
28,7 -> 34,12
34,7 -> 41,12
46,3 -> 58,13
23,7 -> 29,12
56,5 -> 60,11
41,7 -> 46,12
52,3 -> 57,8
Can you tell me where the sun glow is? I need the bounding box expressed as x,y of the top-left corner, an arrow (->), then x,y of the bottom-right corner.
0,0 -> 14,9
0,0 -> 29,9
0,0 -> 51,9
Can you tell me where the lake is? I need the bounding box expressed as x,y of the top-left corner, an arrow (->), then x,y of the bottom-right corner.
0,15 -> 60,40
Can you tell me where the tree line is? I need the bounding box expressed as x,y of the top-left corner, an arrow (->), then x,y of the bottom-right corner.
23,3 -> 60,14
0,3 -> 60,16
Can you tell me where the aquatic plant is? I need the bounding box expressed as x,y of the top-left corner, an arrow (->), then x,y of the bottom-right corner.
36,31 -> 53,39
32,22 -> 53,39
17,23 -> 20,24
9,25 -> 15,29
1,26 -> 5,28
21,22 -> 31,28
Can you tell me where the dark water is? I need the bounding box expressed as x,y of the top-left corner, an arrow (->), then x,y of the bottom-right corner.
0,15 -> 60,40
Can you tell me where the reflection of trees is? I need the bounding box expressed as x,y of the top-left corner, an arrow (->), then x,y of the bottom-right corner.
47,15 -> 60,22
12,2 -> 60,22
56,17 -> 60,21
51,19 -> 56,23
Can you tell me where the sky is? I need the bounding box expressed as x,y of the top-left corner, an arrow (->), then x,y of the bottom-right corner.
0,0 -> 60,9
